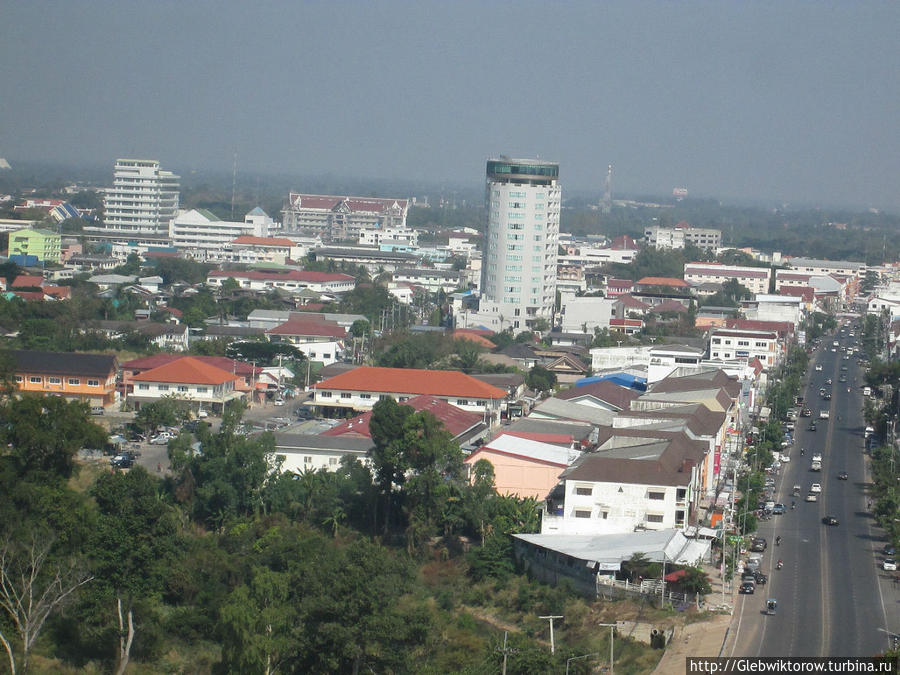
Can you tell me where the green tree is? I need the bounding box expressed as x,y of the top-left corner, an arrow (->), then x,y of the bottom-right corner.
525,365 -> 557,393
368,398 -> 415,533
0,396 -> 107,479
90,468 -> 179,675
133,397 -> 191,436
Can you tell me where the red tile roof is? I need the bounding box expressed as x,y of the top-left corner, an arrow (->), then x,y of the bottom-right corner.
132,356 -> 238,385
610,235 -> 639,250
232,236 -> 295,247
288,193 -> 408,213
636,276 -> 690,288
724,319 -> 794,336
607,278 -> 634,289
778,286 -> 815,302
11,291 -> 44,301
123,355 -> 260,376
617,293 -> 650,310
321,395 -> 482,439
317,366 -> 506,399
649,300 -> 688,314
11,275 -> 44,288
209,270 -> 354,283
453,330 -> 495,348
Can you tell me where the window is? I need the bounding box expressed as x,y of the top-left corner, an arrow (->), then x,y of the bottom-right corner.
197,387 -> 208,393
712,338 -> 721,345
737,340 -> 750,347
49,377 -> 61,385
648,491 -> 665,500
398,396 -> 408,402
574,510 -> 592,519
29,376 -> 41,384
360,393 -> 371,399
87,379 -> 100,387
329,457 -> 338,466
379,394 -> 389,401
158,384 -> 169,391
575,486 -> 592,496
138,384 -> 150,391
177,385 -> 188,392
68,378 -> 80,385
14,376 -> 21,383
304,456 -> 313,465
456,399 -> 469,406
676,488 -> 687,501
319,391 -> 332,398
340,392 -> 351,399
646,514 -> 664,523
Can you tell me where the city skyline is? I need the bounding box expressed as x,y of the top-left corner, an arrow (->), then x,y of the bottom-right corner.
2,2 -> 900,210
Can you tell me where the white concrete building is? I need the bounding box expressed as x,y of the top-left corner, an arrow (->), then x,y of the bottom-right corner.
96,159 -> 179,241
560,295 -> 622,334
647,345 -> 705,383
479,157 -> 560,330
708,329 -> 779,368
785,257 -> 865,279
644,223 -> 721,251
169,209 -> 265,253
281,193 -> 409,242
742,294 -> 803,326
217,236 -> 304,265
206,270 -> 356,295
684,262 -> 771,295
358,226 -> 418,248
590,346 -> 653,372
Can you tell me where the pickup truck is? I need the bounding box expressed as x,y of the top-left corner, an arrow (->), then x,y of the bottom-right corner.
819,410 -> 830,419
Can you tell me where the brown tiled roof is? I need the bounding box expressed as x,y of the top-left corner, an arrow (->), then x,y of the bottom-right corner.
321,394 -> 482,439
132,357 -> 238,385
556,380 -> 639,410
563,435 -> 701,486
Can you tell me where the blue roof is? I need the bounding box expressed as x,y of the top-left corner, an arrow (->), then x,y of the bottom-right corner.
247,206 -> 268,216
576,373 -> 647,391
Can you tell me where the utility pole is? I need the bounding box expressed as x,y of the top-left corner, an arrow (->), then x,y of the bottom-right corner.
596,623 -> 618,675
496,631 -> 518,675
539,615 -> 563,654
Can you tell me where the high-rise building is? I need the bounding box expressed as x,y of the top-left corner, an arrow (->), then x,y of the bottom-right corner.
479,157 -> 560,330
100,159 -> 180,241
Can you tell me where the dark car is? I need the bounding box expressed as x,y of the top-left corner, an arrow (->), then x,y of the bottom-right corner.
808,422 -> 817,431
753,571 -> 767,585
750,538 -> 767,552
824,393 -> 832,400
837,471 -> 848,480
801,408 -> 812,417
296,407 -> 315,420
739,582 -> 755,594
884,545 -> 896,556
822,516 -> 839,526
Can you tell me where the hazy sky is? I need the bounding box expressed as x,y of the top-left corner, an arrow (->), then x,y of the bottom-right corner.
2,1 -> 899,209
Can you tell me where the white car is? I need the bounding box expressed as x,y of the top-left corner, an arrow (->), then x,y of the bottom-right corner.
150,432 -> 173,445
812,453 -> 823,462
815,364 -> 823,371
805,493 -> 818,502
811,483 -> 822,493
274,398 -> 285,406
884,559 -> 898,571
780,454 -> 791,463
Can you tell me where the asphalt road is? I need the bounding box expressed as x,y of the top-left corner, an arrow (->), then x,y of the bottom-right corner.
731,329 -> 891,657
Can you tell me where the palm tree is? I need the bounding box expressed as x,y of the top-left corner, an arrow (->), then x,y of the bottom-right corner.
322,505 -> 346,538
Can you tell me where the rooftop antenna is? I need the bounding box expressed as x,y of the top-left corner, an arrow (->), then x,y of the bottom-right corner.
602,164 -> 612,213
230,152 -> 237,220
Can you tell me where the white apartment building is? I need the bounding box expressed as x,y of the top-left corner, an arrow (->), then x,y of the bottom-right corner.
392,267 -> 464,293
590,346 -> 653,372
647,345 -> 705,383
358,226 -> 418,248
217,236 -> 304,265
98,159 -> 180,240
206,270 -> 356,295
786,257 -> 865,278
742,294 -> 803,326
708,329 -> 779,368
560,295 -> 622,334
644,223 -> 721,251
169,208 -> 266,254
479,157 -> 561,330
684,262 -> 771,295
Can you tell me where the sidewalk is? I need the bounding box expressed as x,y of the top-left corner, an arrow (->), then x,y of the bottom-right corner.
652,613 -> 733,675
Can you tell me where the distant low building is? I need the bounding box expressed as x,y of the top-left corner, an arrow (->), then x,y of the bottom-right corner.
10,349 -> 118,407
8,227 -> 61,264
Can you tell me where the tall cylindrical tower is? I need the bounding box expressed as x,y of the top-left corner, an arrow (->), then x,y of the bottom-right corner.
481,157 -> 560,330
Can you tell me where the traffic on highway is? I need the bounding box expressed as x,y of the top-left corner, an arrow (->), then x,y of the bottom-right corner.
729,322 -> 895,657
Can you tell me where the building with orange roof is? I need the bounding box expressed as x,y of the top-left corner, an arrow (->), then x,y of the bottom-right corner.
635,276 -> 690,290
129,356 -> 244,412
313,366 -> 507,421
452,329 -> 496,349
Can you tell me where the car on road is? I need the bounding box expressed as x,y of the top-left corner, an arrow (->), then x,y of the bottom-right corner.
884,559 -> 898,572
739,582 -> 756,594
840,366 -> 848,372
805,493 -> 818,502
772,503 -> 786,515
811,483 -> 822,493
824,393 -> 832,400
822,516 -> 839,526
801,408 -> 812,417
808,422 -> 817,431
826,378 -> 833,385
815,364 -> 823,371
274,398 -> 285,406
839,375 -> 847,383
812,452 -> 823,462
837,471 -> 848,480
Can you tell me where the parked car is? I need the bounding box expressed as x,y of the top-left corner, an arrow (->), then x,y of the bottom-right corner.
884,545 -> 896,556
753,571 -> 767,585
750,538 -> 767,552
274,398 -> 285,406
772,503 -> 786,515
884,559 -> 898,572
90,406 -> 105,415
150,432 -> 173,445
739,582 -> 755,594
822,516 -> 839,526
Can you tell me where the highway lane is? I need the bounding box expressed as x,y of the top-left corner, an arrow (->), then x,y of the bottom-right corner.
733,330 -> 888,657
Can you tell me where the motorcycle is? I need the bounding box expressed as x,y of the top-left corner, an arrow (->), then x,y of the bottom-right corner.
775,537 -> 781,546
776,560 -> 783,570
